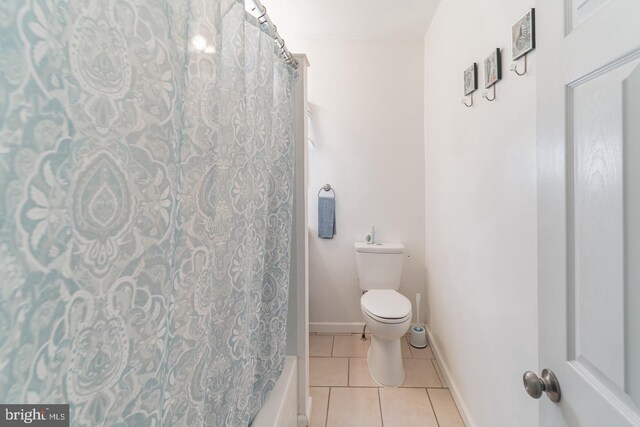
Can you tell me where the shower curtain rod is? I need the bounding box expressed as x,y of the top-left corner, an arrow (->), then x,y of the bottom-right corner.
248,0 -> 299,69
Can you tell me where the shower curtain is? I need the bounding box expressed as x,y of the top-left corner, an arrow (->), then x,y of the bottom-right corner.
0,0 -> 297,425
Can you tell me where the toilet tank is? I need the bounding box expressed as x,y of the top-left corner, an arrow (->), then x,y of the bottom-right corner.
354,242 -> 404,290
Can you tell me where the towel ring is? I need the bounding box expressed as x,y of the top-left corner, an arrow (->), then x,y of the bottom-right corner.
318,184 -> 335,198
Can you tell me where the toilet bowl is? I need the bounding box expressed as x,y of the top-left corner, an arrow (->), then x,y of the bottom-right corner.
361,289 -> 412,387
355,241 -> 411,387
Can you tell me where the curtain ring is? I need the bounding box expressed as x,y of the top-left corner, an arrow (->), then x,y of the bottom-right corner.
257,6 -> 267,24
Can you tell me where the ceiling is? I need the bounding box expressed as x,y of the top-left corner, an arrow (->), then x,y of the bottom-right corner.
253,0 -> 442,40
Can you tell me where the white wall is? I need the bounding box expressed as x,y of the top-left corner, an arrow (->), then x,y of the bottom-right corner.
424,1 -> 538,426
286,37 -> 427,327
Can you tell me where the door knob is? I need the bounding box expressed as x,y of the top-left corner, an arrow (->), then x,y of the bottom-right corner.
522,369 -> 561,402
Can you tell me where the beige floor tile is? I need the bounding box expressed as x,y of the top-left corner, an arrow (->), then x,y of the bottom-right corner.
401,337 -> 412,358
310,335 -> 334,357
379,388 -> 439,427
327,387 -> 382,427
309,387 -> 330,427
428,389 -> 465,427
432,358 -> 447,387
332,334 -> 370,357
309,357 -> 348,386
401,359 -> 442,388
348,358 -> 378,387
410,343 -> 435,359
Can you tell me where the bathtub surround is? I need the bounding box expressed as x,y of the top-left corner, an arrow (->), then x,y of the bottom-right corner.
287,53 -> 311,426
0,1 -> 296,425
424,0 -> 538,426
251,356 -> 298,427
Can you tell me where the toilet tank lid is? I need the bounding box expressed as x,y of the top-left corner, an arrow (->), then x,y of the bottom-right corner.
354,242 -> 404,254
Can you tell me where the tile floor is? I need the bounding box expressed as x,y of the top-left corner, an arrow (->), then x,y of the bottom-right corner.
309,333 -> 465,427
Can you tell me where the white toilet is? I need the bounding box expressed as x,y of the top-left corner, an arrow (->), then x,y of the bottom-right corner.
355,242 -> 412,387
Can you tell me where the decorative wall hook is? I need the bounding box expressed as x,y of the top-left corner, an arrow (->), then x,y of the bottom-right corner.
462,63 -> 478,108
482,48 -> 501,102
482,85 -> 496,102
462,93 -> 474,107
510,55 -> 528,76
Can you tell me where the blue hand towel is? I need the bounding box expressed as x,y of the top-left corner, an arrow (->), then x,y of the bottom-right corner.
318,196 -> 336,239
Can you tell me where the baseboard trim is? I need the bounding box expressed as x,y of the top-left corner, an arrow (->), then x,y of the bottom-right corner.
297,396 -> 310,427
426,327 -> 475,427
309,322 -> 429,335
309,322 -> 365,334
297,414 -> 308,427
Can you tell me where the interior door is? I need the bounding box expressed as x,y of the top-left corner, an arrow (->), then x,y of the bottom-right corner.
537,0 -> 640,426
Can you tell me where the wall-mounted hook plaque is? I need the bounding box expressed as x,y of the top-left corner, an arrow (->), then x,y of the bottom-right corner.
512,9 -> 536,61
462,63 -> 477,107
482,48 -> 501,102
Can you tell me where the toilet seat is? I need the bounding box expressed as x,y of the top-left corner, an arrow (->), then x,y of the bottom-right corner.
363,309 -> 411,325
361,290 -> 411,324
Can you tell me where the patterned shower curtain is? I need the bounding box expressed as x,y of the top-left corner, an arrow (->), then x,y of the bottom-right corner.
0,0 -> 297,425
